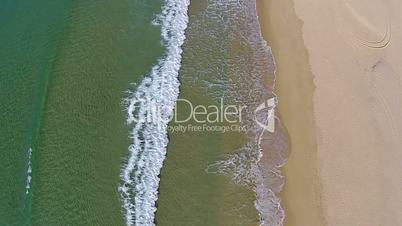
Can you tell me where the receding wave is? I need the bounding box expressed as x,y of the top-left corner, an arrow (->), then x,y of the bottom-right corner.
180,0 -> 289,225
118,0 -> 190,225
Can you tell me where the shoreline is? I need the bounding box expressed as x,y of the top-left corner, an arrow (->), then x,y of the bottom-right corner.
257,0 -> 324,225
258,0 -> 402,225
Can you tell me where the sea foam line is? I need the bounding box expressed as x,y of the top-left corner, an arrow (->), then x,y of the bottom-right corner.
118,0 -> 190,225
25,148 -> 33,195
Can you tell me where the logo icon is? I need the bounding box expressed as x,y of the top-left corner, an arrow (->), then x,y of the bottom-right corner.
254,97 -> 276,133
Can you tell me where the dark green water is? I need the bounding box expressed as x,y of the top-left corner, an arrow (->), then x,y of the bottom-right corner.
0,0 -> 163,224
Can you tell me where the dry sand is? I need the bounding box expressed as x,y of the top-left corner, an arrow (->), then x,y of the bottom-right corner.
258,0 -> 402,225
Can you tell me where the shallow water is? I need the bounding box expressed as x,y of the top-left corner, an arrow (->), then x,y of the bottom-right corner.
156,0 -> 288,225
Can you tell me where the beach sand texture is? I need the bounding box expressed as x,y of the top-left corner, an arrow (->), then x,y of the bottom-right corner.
258,0 -> 324,225
259,0 -> 402,225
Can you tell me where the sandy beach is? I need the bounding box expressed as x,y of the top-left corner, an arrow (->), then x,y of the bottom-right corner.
258,0 -> 324,225
259,0 -> 402,225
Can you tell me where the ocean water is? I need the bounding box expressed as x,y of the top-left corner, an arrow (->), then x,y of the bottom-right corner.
0,0 -> 287,225
119,0 -> 190,224
1,0 -> 164,224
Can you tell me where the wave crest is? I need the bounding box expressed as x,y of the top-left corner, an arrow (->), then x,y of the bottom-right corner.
118,1 -> 190,225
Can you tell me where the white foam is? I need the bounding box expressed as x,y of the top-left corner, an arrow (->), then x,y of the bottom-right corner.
119,0 -> 190,225
25,148 -> 33,195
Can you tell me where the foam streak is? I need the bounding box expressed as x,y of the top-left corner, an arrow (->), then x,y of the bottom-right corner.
25,148 -> 33,195
118,1 -> 189,225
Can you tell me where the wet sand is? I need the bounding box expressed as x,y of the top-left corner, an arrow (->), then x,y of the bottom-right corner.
257,0 -> 324,225
258,0 -> 402,225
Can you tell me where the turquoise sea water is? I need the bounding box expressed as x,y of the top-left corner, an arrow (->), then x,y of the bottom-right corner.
0,0 -> 286,225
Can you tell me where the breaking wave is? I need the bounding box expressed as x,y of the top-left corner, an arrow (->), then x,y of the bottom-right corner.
118,0 -> 190,225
